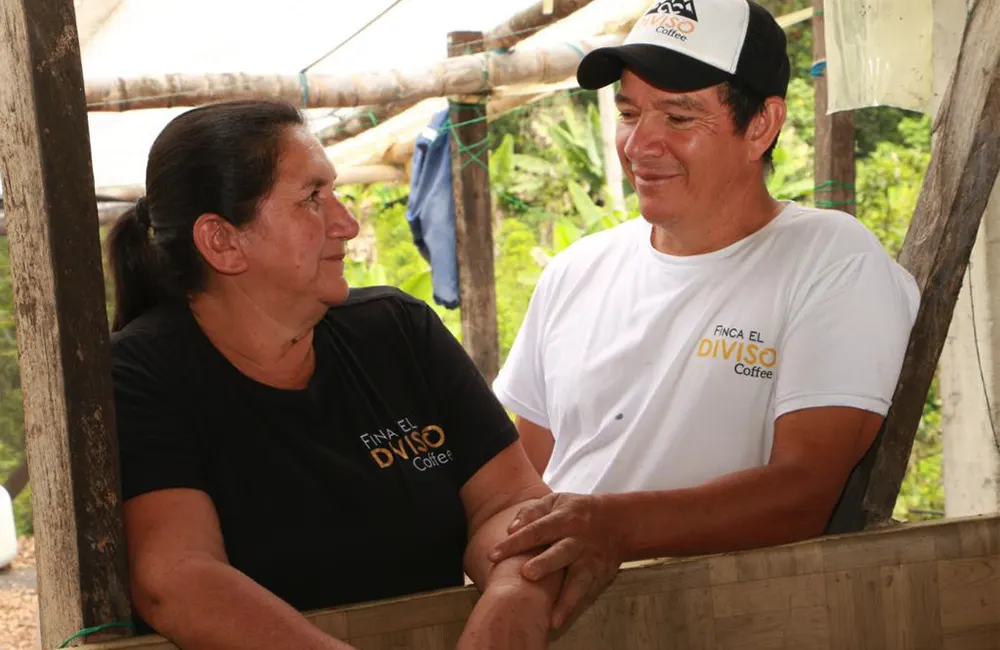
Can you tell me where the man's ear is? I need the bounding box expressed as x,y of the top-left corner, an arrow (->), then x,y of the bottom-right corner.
192,213 -> 249,276
747,97 -> 787,163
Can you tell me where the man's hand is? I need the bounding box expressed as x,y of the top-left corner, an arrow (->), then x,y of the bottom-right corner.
489,493 -> 624,630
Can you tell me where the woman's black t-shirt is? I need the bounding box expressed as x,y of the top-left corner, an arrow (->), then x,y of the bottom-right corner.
110,287 -> 517,616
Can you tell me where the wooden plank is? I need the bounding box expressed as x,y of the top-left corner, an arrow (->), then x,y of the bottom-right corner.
0,0 -> 131,647
78,516 -> 1000,650
448,31 -> 500,382
811,0 -> 856,216
859,0 -> 1000,526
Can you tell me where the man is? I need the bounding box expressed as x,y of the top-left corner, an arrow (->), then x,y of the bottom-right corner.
489,0 -> 921,632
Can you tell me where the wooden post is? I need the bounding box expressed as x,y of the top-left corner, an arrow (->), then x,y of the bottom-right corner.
843,0 -> 1000,527
0,1 -> 132,646
812,0 -> 856,216
448,31 -> 500,382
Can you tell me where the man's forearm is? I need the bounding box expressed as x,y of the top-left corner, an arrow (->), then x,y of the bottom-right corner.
141,557 -> 357,650
603,462 -> 835,561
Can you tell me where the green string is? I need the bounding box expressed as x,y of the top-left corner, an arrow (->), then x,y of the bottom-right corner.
59,621 -> 135,648
814,180 -> 856,192
447,104 -> 492,172
816,199 -> 857,208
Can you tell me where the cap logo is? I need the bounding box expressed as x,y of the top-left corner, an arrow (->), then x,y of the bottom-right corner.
634,0 -> 700,43
644,0 -> 699,22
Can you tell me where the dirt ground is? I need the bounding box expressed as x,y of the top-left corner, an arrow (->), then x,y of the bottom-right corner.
0,538 -> 39,650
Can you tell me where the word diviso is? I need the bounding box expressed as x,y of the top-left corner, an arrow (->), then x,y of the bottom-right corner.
362,424 -> 454,472
697,326 -> 778,379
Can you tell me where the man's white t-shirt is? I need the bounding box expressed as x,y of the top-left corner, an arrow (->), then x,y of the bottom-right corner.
492,202 -> 920,495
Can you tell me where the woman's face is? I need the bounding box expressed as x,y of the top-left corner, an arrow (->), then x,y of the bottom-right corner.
238,125 -> 360,318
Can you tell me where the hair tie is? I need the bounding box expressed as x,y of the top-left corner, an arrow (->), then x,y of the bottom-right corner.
134,197 -> 151,230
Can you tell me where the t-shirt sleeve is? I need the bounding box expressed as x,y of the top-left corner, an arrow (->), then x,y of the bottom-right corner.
112,338 -> 210,501
491,265 -> 554,429
412,304 -> 518,486
774,252 -> 920,418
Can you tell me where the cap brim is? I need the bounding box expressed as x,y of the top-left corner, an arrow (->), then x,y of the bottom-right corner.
577,43 -> 732,93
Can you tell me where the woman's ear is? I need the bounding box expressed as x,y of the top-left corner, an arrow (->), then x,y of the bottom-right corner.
192,214 -> 249,276
747,97 -> 787,163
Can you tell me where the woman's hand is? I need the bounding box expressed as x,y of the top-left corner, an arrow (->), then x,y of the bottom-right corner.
457,582 -> 553,650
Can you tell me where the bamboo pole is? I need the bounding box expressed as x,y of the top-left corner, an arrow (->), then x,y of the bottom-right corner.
84,34 -> 622,112
315,0 -> 599,147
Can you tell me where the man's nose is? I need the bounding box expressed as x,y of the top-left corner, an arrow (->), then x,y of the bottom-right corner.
624,116 -> 667,162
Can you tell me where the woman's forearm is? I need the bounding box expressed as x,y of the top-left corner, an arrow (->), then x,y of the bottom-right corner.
460,503 -> 563,648
137,556 -> 357,650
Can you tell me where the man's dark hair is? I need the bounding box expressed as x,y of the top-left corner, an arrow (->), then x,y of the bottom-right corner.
717,78 -> 780,168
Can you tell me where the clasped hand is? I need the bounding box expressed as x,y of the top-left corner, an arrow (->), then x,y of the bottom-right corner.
488,493 -> 624,631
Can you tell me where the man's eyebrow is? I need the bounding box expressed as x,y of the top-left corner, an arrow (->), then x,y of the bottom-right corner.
653,96 -> 706,112
614,92 -> 634,105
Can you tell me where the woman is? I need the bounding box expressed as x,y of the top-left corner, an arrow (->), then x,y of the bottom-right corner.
106,99 -> 563,650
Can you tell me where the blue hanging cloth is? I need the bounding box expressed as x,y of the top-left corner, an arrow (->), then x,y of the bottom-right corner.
405,109 -> 460,309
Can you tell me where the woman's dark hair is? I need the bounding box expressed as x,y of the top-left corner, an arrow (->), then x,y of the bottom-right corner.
718,78 -> 780,168
106,100 -> 304,331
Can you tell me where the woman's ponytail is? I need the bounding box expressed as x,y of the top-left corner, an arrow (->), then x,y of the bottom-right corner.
105,198 -> 164,332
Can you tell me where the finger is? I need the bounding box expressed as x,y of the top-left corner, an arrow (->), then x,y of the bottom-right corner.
490,511 -> 570,562
507,494 -> 557,533
520,537 -> 582,580
551,566 -> 597,630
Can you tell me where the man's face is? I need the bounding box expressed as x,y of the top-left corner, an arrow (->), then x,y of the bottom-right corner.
614,70 -> 753,228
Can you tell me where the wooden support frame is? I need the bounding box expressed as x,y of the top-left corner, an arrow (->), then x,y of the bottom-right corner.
84,34 -> 622,112
827,0 -> 1000,531
448,32 -> 500,382
811,0 -> 856,216
77,515 -> 1000,650
0,0 -> 132,647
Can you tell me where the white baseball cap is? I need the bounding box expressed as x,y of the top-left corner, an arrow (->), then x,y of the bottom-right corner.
577,0 -> 791,98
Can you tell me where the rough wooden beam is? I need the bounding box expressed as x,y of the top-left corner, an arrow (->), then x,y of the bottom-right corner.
812,0 -> 856,215
0,202 -> 131,236
84,34 -> 622,111
449,31 -> 499,382
859,0 -> 1000,526
75,515 -> 1000,650
0,1 -> 132,646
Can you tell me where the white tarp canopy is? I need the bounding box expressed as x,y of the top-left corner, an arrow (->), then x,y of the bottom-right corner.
79,0 -> 550,189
